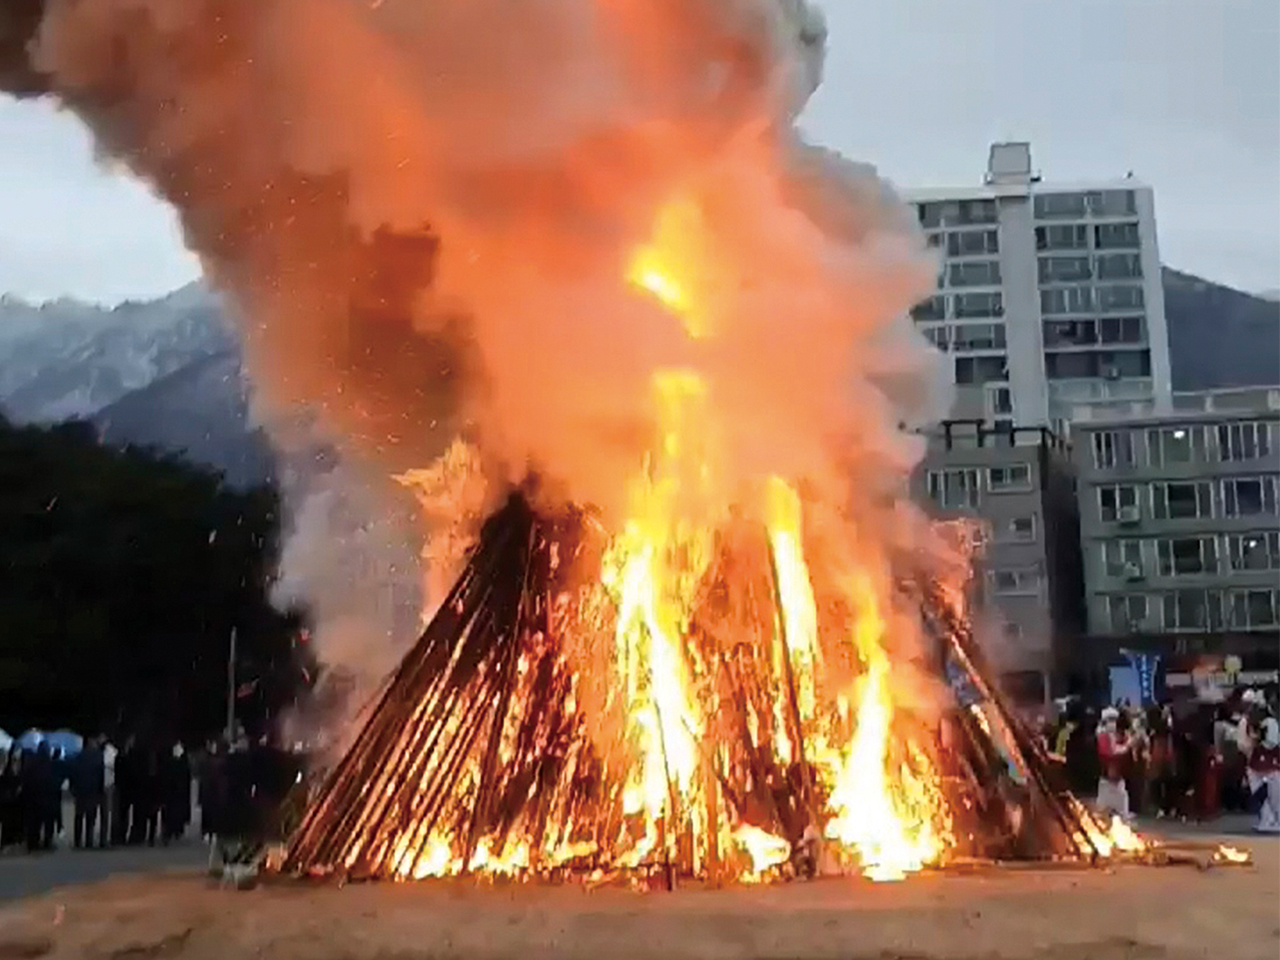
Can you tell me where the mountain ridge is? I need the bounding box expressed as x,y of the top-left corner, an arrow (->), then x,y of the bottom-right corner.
1,267 -> 1276,485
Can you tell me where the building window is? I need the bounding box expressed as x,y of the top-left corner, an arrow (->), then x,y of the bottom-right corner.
1096,284 -> 1145,313
955,355 -> 1008,385
952,323 -> 1006,351
1102,540 -> 1144,578
953,291 -> 1004,318
1046,349 -> 1151,380
1226,532 -> 1280,572
948,260 -> 1002,288
990,566 -> 1041,596
927,468 -> 981,510
1098,315 -> 1146,344
1156,537 -> 1218,576
1152,481 -> 1213,520
1038,256 -> 1092,284
1040,285 -> 1095,315
1098,484 -> 1140,522
1162,589 -> 1218,632
1035,224 -> 1089,251
910,295 -> 947,322
1096,253 -> 1143,280
1222,476 -> 1279,517
920,200 -> 998,228
1216,421 -> 1273,461
1034,192 -> 1088,219
1043,319 -> 1098,347
995,515 -> 1037,543
1107,594 -> 1150,633
953,199 -> 998,225
1092,430 -> 1137,469
1227,589 -> 1280,629
1094,222 -> 1141,250
925,232 -> 944,249
1146,426 -> 1198,466
946,229 -> 999,257
988,463 -> 1032,492
989,387 -> 1014,415
1086,190 -> 1137,217
1099,348 -> 1152,379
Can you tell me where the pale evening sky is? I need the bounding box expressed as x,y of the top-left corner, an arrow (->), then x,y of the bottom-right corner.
0,0 -> 1276,304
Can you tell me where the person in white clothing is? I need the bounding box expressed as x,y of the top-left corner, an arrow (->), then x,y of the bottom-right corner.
102,740 -> 117,847
1245,714 -> 1280,834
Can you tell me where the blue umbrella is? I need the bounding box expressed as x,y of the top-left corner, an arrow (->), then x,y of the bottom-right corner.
44,730 -> 84,756
17,729 -> 44,750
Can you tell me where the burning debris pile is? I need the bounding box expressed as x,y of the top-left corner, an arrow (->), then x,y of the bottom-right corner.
282,485 -> 1147,886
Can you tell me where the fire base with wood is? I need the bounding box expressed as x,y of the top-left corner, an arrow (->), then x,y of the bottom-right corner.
280,490 -> 1157,886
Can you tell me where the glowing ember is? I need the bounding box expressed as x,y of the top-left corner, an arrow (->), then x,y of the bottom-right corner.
1100,816 -> 1149,855
1215,845 -> 1250,865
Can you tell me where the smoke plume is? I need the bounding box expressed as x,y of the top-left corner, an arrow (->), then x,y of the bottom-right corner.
2,0 -> 953,707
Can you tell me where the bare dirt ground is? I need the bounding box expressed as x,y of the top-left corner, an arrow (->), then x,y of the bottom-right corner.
0,839 -> 1273,960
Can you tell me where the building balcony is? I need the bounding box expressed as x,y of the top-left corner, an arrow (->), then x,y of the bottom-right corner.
1049,378 -> 1155,403
1171,387 -> 1280,414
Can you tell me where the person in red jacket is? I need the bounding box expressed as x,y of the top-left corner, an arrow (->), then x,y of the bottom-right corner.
1096,707 -> 1131,820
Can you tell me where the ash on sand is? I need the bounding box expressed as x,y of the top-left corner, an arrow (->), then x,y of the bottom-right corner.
0,843 -> 1273,960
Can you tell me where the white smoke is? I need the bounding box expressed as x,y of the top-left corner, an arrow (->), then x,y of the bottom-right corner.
18,0 -> 954,719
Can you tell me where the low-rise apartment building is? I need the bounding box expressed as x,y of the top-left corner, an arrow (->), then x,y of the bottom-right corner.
1073,404 -> 1280,663
912,420 -> 1083,700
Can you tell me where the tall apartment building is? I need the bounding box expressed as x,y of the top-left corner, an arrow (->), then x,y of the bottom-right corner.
902,143 -> 1173,429
1073,401 -> 1280,662
912,420 -> 1084,701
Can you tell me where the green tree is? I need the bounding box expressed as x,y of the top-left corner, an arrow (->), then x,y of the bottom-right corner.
0,415 -> 311,742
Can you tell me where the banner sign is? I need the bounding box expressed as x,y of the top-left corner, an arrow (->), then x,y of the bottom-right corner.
1120,649 -> 1160,706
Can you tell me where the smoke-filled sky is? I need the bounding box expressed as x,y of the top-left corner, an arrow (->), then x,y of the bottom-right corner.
0,0 -> 1276,305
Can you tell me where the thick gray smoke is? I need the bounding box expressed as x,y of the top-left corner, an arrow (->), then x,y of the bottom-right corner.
2,0 -> 955,718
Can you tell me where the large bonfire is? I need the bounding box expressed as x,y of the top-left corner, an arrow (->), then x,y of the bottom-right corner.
278,200 -> 1152,881
0,0 -> 1161,884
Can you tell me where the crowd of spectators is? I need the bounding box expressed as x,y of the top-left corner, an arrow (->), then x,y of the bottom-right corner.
0,730 -> 304,856
0,736 -> 191,853
1039,687 -> 1280,832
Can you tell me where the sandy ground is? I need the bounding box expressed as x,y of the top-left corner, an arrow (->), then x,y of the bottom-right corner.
0,839 -> 1273,960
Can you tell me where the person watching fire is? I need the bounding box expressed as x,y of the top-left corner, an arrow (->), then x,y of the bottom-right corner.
1242,692 -> 1280,834
1096,707 -> 1132,821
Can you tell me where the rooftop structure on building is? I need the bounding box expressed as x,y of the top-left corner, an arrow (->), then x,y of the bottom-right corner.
902,143 -> 1172,431
1072,404 -> 1280,665
912,419 -> 1084,702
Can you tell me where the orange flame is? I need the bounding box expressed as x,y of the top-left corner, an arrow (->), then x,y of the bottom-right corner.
819,573 -> 950,880
601,370 -> 716,866
602,207 -> 952,880
1215,844 -> 1250,864
732,824 -> 791,880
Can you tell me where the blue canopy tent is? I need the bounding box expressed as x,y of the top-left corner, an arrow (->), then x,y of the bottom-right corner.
16,729 -> 83,755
